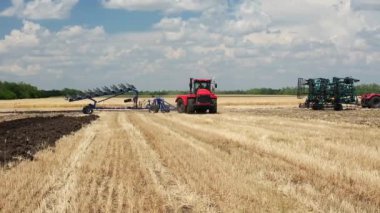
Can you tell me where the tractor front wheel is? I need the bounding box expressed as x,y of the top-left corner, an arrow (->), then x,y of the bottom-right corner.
187,99 -> 195,114
209,99 -> 217,114
177,99 -> 185,113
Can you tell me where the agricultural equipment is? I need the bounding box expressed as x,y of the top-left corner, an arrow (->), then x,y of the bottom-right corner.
176,78 -> 218,114
67,83 -> 143,114
147,97 -> 176,113
67,83 -> 177,114
361,93 -> 380,108
298,77 -> 360,110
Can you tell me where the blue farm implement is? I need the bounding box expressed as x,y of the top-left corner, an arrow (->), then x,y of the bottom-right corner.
147,97 -> 176,113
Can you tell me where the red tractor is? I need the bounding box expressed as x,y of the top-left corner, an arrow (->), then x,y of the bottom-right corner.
361,93 -> 380,108
176,78 -> 218,114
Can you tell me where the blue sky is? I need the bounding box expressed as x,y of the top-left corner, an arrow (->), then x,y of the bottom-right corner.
0,1 -> 164,36
0,0 -> 379,90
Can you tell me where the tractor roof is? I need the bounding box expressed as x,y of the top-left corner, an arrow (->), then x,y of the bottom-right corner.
193,78 -> 212,82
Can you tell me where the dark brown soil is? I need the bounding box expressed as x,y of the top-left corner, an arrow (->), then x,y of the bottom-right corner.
0,111 -> 82,123
0,115 -> 98,166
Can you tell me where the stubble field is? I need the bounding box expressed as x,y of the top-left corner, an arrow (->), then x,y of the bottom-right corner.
0,96 -> 379,212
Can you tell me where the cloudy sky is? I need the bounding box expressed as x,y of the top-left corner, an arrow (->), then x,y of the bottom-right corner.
0,0 -> 379,90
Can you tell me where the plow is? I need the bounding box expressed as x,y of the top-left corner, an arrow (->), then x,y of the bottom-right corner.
67,83 -> 175,114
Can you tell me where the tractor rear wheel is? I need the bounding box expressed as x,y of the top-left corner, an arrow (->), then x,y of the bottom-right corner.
209,99 -> 217,114
369,97 -> 380,108
187,99 -> 195,114
177,99 -> 185,113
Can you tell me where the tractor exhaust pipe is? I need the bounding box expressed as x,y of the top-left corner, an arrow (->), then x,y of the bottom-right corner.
189,78 -> 193,94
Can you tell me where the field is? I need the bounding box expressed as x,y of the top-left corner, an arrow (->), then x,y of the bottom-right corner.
0,96 -> 379,212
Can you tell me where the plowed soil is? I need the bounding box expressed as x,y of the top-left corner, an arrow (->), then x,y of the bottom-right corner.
0,115 -> 98,165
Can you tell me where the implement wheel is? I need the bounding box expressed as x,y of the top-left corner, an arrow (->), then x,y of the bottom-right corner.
149,104 -> 159,113
82,106 -> 93,114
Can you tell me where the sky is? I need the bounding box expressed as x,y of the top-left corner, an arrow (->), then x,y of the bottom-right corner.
0,0 -> 379,90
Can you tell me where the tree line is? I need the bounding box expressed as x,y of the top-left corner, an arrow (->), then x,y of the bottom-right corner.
0,81 -> 80,100
1,81 -> 380,100
219,84 -> 380,96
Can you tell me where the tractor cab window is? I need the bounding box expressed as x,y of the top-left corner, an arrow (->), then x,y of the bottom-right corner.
194,81 -> 211,91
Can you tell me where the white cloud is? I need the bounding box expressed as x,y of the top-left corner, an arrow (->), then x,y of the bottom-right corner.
154,17 -> 185,30
223,1 -> 270,35
243,31 -> 295,46
352,0 -> 380,11
101,0 -> 219,12
164,47 -> 186,59
57,25 -> 105,39
0,20 -> 48,53
0,0 -> 379,90
0,63 -> 41,76
0,0 -> 79,19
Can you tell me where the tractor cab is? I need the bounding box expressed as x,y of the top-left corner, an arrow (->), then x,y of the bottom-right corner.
190,79 -> 216,94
